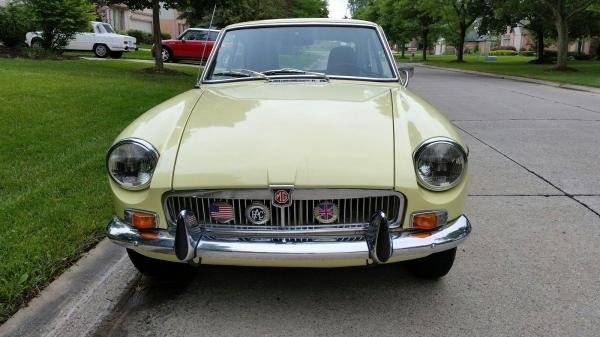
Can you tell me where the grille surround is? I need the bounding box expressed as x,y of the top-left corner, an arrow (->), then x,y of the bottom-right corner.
163,189 -> 405,232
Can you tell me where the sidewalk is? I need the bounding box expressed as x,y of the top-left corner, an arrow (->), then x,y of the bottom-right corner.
80,57 -> 202,69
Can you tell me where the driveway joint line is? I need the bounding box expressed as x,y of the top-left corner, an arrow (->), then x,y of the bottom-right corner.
455,123 -> 600,218
506,89 -> 600,114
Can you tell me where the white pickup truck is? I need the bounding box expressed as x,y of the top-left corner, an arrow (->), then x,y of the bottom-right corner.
26,21 -> 137,58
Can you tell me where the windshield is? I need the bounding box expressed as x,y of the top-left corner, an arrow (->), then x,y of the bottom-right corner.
204,25 -> 396,81
101,23 -> 115,34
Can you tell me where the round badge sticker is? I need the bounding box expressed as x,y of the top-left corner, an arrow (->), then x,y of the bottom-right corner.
313,201 -> 339,224
245,203 -> 270,225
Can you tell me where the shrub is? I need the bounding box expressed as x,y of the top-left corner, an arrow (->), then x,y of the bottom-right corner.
520,51 -> 536,57
490,50 -> 518,56
492,45 -> 516,51
0,1 -> 34,47
26,0 -> 95,51
126,29 -> 153,44
161,32 -> 171,40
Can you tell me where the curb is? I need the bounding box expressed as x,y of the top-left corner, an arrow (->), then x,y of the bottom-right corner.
0,240 -> 139,337
80,57 -> 202,68
416,64 -> 600,94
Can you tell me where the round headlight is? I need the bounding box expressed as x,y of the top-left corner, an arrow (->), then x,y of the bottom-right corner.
107,138 -> 159,190
414,138 -> 467,191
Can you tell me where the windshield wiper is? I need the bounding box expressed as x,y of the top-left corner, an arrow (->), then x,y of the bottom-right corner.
212,69 -> 267,79
261,68 -> 329,80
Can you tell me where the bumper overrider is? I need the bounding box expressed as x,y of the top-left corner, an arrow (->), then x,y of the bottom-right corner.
107,211 -> 471,267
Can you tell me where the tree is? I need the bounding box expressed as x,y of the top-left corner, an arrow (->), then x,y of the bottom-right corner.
106,0 -> 185,70
0,1 -> 34,47
541,0 -> 598,70
26,0 -> 95,51
398,0 -> 443,61
181,0 -> 328,28
442,0 -> 492,62
481,0 -> 554,63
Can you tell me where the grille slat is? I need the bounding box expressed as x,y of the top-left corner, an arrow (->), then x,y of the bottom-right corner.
164,190 -> 404,229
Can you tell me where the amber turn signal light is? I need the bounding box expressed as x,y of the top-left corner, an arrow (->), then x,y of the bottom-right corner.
411,210 -> 447,230
125,210 -> 157,230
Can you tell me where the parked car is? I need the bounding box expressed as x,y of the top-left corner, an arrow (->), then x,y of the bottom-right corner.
106,19 -> 471,279
25,21 -> 137,58
154,28 -> 219,62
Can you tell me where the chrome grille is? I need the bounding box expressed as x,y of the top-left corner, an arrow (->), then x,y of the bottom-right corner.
164,189 -> 404,228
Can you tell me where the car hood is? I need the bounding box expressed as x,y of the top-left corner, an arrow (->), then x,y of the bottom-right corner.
172,81 -> 395,189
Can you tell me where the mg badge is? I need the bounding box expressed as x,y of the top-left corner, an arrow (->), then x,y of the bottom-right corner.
313,201 -> 339,224
271,186 -> 293,208
245,203 -> 270,225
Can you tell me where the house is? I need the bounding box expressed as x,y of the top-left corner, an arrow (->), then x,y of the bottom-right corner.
96,3 -> 188,38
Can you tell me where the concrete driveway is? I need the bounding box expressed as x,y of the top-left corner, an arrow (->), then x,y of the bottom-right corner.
95,67 -> 600,337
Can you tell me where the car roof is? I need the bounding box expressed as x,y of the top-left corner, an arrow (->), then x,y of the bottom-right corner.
188,27 -> 221,32
225,18 -> 379,30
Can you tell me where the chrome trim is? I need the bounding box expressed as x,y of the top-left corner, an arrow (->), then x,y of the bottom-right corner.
199,22 -> 399,85
107,215 -> 471,266
162,189 -> 405,229
106,138 -> 159,191
412,137 -> 468,192
366,211 -> 393,264
175,210 -> 197,262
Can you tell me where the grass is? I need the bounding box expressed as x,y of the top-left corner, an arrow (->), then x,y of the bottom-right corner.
395,53 -> 600,88
0,58 -> 198,323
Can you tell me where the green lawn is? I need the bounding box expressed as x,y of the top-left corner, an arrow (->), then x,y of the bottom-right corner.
395,54 -> 600,88
0,58 -> 198,323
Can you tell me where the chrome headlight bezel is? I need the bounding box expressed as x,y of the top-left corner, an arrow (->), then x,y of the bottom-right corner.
413,137 -> 468,192
106,138 -> 159,191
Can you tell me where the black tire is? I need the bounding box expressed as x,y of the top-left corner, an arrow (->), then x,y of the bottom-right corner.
406,248 -> 457,279
127,249 -> 196,279
93,44 -> 109,58
109,51 -> 123,59
30,38 -> 42,49
160,46 -> 172,62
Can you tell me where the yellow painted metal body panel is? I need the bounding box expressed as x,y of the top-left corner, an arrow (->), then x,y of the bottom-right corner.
173,80 -> 395,189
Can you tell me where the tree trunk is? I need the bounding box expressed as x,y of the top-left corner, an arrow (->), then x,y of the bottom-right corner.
536,29 -> 545,62
554,14 -> 569,70
401,44 -> 405,58
422,29 -> 428,61
456,25 -> 466,62
152,0 -> 164,70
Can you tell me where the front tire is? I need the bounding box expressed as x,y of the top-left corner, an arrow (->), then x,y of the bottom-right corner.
406,248 -> 457,279
161,47 -> 172,62
127,249 -> 196,279
30,38 -> 42,49
109,51 -> 123,59
93,44 -> 109,58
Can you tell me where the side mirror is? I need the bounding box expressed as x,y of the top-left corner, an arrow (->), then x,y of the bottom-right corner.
397,64 -> 414,88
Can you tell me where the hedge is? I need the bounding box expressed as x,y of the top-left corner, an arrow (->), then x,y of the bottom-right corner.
490,50 -> 518,56
126,29 -> 171,44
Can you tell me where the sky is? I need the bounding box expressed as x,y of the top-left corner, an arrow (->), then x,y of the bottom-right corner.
328,0 -> 350,19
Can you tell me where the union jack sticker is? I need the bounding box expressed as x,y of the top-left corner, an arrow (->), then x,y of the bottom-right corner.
313,201 -> 339,224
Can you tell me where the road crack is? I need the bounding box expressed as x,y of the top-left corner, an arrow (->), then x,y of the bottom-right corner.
455,124 -> 600,218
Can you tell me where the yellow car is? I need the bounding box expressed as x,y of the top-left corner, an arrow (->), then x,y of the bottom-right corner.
106,19 -> 471,279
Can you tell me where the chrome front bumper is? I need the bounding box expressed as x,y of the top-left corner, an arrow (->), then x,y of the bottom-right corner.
107,215 -> 471,267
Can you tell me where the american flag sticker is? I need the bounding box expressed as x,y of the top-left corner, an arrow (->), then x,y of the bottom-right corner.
209,202 -> 234,223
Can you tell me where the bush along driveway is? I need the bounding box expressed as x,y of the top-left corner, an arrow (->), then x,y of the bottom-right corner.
0,58 -> 199,323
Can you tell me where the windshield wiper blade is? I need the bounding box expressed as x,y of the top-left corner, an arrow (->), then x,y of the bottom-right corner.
212,69 -> 267,79
261,68 -> 329,79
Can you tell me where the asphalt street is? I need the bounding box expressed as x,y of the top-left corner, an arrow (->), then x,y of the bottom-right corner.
94,67 -> 600,337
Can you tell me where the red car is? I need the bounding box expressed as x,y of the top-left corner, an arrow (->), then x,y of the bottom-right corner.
157,28 -> 220,62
